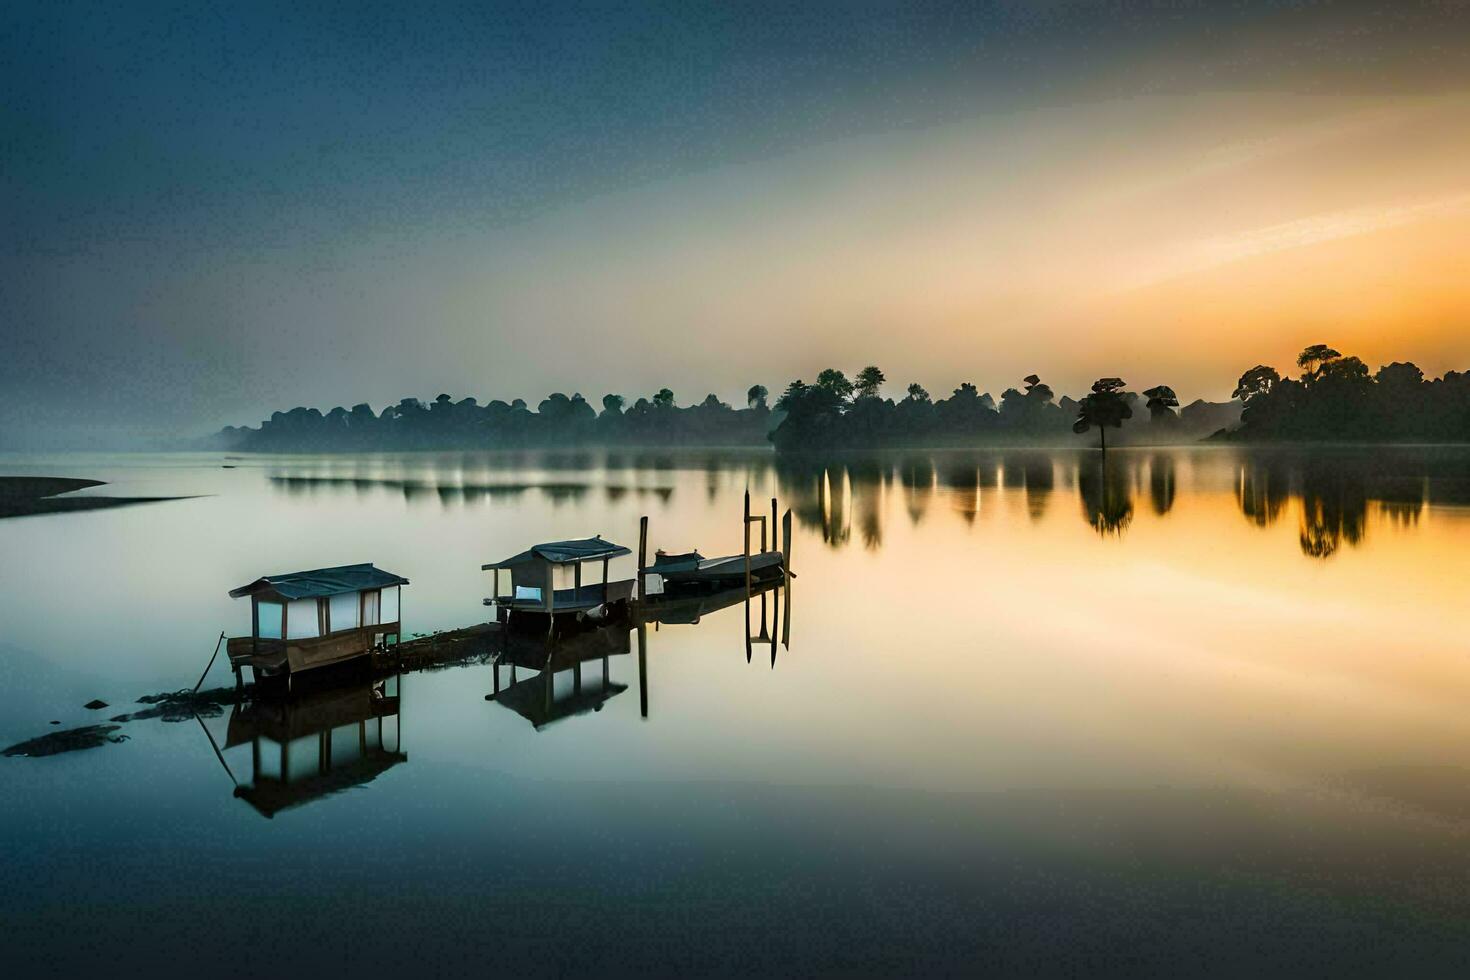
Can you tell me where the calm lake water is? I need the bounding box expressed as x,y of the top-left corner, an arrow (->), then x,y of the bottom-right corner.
4,447 -> 1470,976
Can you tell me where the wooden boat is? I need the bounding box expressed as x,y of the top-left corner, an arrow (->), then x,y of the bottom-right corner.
226,563 -> 408,687
482,536 -> 634,629
644,548 -> 784,594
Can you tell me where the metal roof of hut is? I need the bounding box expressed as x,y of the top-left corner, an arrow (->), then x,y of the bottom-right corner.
227,563 -> 409,599
481,536 -> 630,569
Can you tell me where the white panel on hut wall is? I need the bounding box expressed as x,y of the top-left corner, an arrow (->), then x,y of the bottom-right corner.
287,599 -> 320,639
329,592 -> 359,632
362,590 -> 380,626
552,565 -> 576,591
257,602 -> 284,640
380,586 -> 399,623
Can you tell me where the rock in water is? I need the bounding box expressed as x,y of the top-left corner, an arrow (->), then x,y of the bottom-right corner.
84,699 -> 109,710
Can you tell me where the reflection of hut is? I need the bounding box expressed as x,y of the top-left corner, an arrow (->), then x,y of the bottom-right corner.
482,537 -> 633,629
225,678 -> 405,819
489,624 -> 630,729
226,563 -> 408,685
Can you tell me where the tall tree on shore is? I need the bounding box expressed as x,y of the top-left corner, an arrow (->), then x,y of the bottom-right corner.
855,365 -> 886,399
815,368 -> 855,401
1297,344 -> 1341,383
747,384 -> 769,410
1072,378 -> 1132,451
1232,365 -> 1280,402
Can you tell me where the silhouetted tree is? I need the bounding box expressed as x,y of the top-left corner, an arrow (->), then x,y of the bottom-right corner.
1072,378 -> 1133,451
1233,365 -> 1280,401
855,366 -> 886,399
815,368 -> 855,401
747,384 -> 769,410
1297,344 -> 1341,383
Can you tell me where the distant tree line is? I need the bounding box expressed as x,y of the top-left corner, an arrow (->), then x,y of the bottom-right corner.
217,371 -> 1236,453
217,388 -> 776,451
1228,345 -> 1470,442
769,367 -> 1234,451
217,345 -> 1470,453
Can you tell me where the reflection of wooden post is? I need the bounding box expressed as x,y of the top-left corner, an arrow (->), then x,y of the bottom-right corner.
637,622 -> 648,719
771,578 -> 781,666
744,597 -> 753,664
743,490 -> 751,596
781,572 -> 791,650
637,515 -> 648,600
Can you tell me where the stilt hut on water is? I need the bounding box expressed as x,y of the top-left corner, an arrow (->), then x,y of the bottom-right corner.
226,563 -> 408,685
482,536 -> 633,629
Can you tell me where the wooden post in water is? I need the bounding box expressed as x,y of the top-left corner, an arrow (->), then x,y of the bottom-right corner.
781,508 -> 793,572
637,515 -> 649,601
743,490 -> 752,596
771,497 -> 778,553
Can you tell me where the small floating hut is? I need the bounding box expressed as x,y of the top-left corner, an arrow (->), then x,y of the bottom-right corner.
226,563 -> 408,685
482,536 -> 633,629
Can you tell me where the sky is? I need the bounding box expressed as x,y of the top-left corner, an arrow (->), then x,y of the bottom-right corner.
4,0 -> 1470,445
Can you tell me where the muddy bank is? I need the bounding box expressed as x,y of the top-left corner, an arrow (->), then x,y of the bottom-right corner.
4,623 -> 502,758
0,476 -> 189,519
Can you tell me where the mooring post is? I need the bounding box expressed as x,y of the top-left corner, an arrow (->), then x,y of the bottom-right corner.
743,489 -> 752,596
782,508 -> 793,572
638,515 -> 649,600
771,497 -> 778,553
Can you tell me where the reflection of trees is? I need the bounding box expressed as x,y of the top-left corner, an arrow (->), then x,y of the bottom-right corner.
1078,459 -> 1133,536
898,456 -> 935,526
1147,454 -> 1176,516
1001,452 -> 1053,522
1370,476 -> 1425,528
775,461 -> 850,548
1236,458 -> 1289,528
941,462 -> 979,525
1297,466 -> 1368,559
847,459 -> 887,550
1024,460 -> 1053,522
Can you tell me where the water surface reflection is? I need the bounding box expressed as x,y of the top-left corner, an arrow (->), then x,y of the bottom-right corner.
6,447 -> 1470,974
